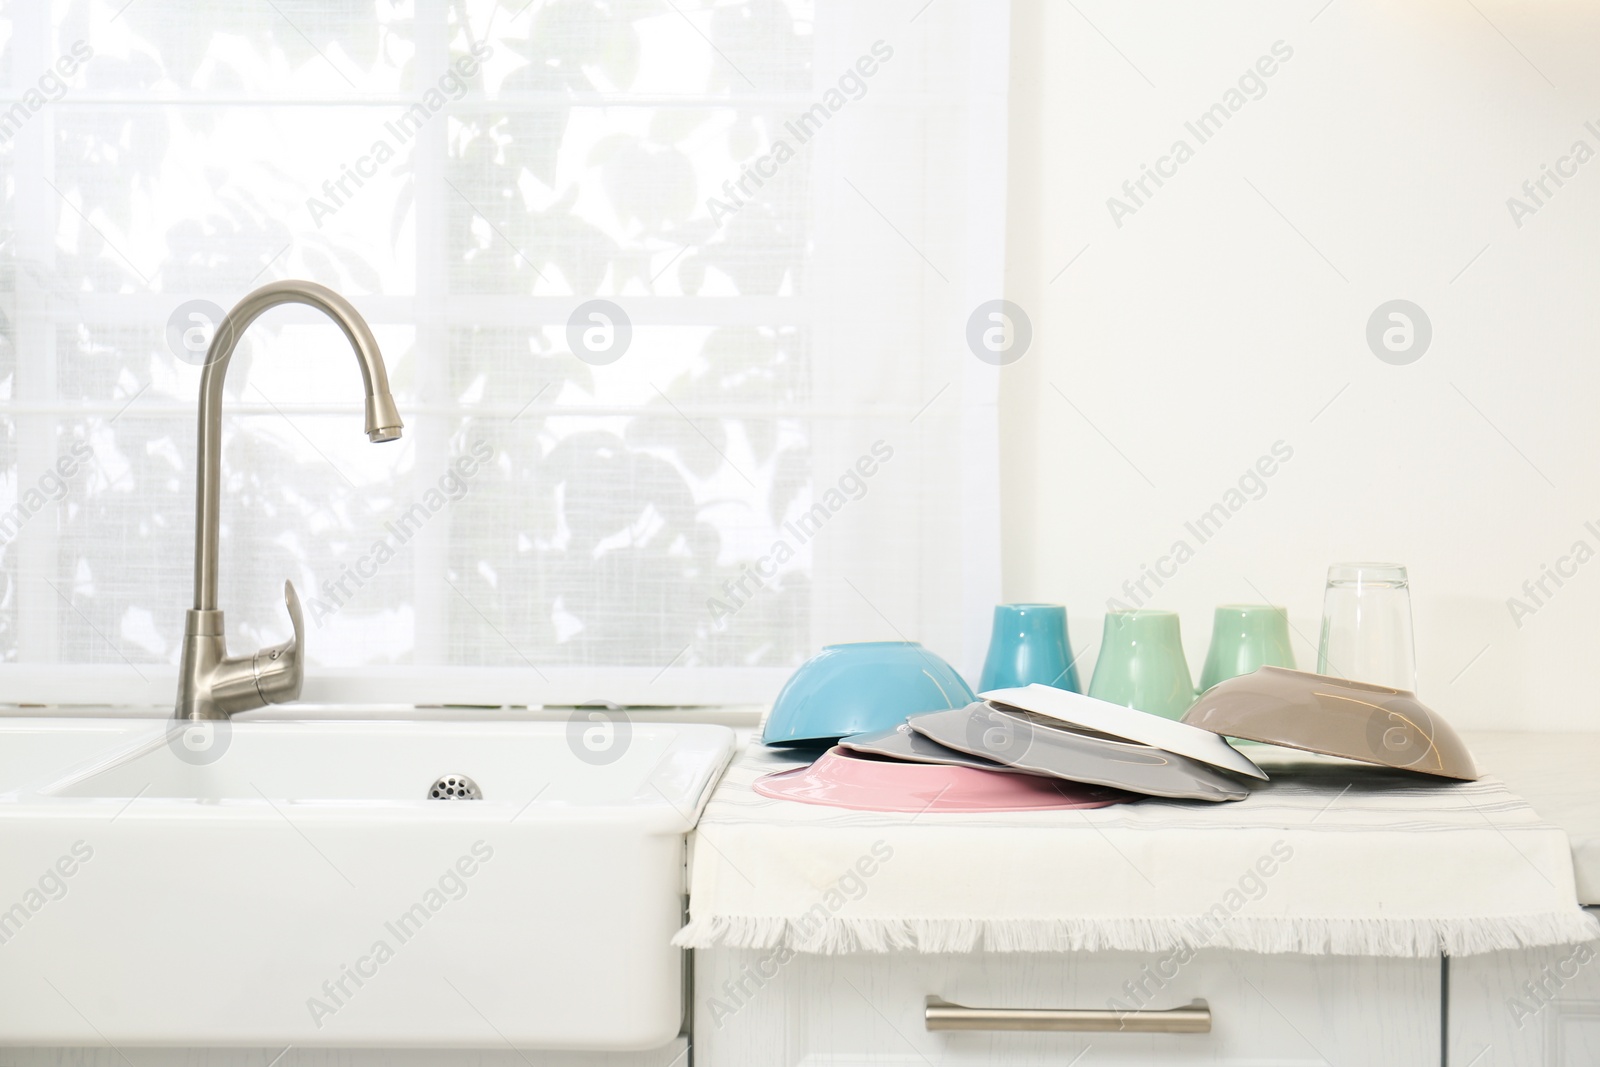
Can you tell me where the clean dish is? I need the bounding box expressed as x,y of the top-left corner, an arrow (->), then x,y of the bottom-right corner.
753,746 -> 1132,813
1087,610 -> 1196,720
982,683 -> 1267,780
1199,604 -> 1296,692
761,641 -> 976,747
839,722 -> 1038,774
908,703 -> 1252,802
979,603 -> 1081,693
1318,563 -> 1417,691
1182,665 -> 1478,780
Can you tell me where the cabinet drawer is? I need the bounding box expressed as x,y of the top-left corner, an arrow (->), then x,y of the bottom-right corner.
694,948 -> 1438,1066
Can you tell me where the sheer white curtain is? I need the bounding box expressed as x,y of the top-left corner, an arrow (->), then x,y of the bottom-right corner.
0,0 -> 1006,707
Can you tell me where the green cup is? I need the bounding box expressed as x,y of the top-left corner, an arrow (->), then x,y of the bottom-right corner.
1198,604 -> 1296,693
1087,610 -> 1195,721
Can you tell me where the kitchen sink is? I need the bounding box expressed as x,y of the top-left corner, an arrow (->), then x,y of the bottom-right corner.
0,718 -> 167,796
0,718 -> 735,1049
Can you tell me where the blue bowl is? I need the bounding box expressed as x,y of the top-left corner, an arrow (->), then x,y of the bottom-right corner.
762,641 -> 977,747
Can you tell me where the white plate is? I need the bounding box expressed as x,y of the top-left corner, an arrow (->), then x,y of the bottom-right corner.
980,684 -> 1267,780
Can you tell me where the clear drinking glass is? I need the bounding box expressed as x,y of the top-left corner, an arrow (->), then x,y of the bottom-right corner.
1317,563 -> 1417,691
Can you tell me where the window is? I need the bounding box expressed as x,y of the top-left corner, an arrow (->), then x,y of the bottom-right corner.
0,0 -> 1006,706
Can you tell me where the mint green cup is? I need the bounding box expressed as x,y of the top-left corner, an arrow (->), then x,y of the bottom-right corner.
1087,610 -> 1196,721
1198,604 -> 1296,693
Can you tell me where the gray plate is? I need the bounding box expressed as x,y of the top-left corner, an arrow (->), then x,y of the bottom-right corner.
839,722 -> 1043,774
908,703 -> 1251,802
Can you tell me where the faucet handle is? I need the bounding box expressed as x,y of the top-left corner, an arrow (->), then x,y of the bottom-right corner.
253,580 -> 304,705
282,579 -> 304,639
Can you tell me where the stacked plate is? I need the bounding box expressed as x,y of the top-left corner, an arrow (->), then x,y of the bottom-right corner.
755,684 -> 1270,811
751,739 -> 1135,814
755,666 -> 1481,812
906,686 -> 1265,802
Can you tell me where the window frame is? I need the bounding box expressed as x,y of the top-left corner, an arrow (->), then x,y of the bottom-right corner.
0,1 -> 1008,709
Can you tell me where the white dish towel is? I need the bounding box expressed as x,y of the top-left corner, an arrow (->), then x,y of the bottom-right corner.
675,745 -> 1599,957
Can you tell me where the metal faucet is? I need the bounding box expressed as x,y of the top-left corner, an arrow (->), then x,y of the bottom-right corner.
176,281 -> 403,720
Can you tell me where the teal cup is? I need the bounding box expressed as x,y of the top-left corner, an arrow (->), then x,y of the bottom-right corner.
1199,604 -> 1296,693
1087,609 -> 1195,720
978,603 -> 1081,694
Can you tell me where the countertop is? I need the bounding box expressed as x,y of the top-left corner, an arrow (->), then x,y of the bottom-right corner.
710,728 -> 1600,909
1464,731 -> 1600,905
683,734 -> 1598,957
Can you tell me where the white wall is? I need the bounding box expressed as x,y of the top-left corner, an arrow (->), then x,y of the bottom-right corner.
1002,0 -> 1600,730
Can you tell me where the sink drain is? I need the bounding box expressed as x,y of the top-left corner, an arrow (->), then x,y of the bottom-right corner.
427,774 -> 482,800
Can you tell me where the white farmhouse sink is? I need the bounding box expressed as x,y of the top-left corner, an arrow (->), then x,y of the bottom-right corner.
0,719 -> 734,1049
0,718 -> 167,795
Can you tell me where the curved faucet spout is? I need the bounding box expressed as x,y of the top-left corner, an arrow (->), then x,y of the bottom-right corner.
193,280 -> 402,612
178,280 -> 402,720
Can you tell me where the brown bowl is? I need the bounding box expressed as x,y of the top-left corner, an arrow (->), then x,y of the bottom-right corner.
1182,666 -> 1479,780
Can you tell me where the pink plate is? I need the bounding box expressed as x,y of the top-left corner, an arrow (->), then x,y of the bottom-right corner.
753,747 -> 1133,813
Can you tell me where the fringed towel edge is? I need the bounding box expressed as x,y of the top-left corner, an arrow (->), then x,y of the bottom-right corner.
672,910 -> 1600,958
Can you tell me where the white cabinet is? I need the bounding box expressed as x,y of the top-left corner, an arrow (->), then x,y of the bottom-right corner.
1451,937 -> 1600,1065
695,948 -> 1439,1066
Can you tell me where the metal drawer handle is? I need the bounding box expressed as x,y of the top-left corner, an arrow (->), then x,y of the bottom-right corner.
925,995 -> 1211,1034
